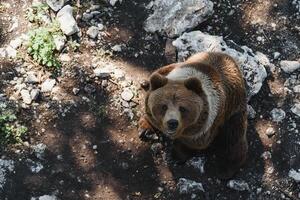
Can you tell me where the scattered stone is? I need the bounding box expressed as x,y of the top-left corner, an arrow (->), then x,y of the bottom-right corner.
32,143 -> 47,159
82,12 -> 94,22
280,60 -> 300,73
144,0 -> 214,37
121,89 -> 134,101
41,79 -> 56,93
291,103 -> 300,117
94,68 -> 111,78
270,108 -> 286,122
0,159 -> 15,189
293,85 -> 300,93
112,44 -> 122,52
177,178 -> 205,194
31,194 -> 58,200
266,127 -> 275,137
59,53 -> 71,62
87,26 -> 99,39
186,157 -> 205,174
21,89 -> 32,104
9,38 -> 22,49
57,5 -> 79,36
53,34 -> 66,51
227,180 -> 249,191
247,105 -> 256,119
30,89 -> 40,101
273,52 -> 280,59
26,159 -> 44,173
0,48 -> 7,58
72,87 -> 80,95
172,31 -> 268,100
25,72 -> 39,84
5,46 -> 17,58
46,0 -> 66,11
289,169 -> 300,182
109,0 -> 122,6
97,23 -> 104,31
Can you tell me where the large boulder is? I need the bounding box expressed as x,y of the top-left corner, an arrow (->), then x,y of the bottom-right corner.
144,0 -> 213,38
172,31 -> 269,100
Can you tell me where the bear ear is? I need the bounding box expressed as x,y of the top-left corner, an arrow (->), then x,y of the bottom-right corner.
184,77 -> 203,95
149,73 -> 168,91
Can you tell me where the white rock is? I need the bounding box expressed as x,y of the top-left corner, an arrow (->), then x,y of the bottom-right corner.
227,180 -> 249,191
0,48 -> 7,58
172,31 -> 268,99
293,85 -> 300,93
31,195 -> 58,200
21,89 -> 32,104
87,26 -> 99,39
46,0 -> 65,11
72,87 -> 80,95
186,157 -> 205,174
121,89 -> 134,101
112,44 -> 122,52
41,79 -> 56,93
0,159 -> 15,189
270,108 -> 286,122
26,159 -> 44,173
59,53 -> 71,62
57,5 -> 79,36
291,103 -> 300,117
273,52 -> 280,59
25,72 -> 39,84
144,0 -> 214,37
289,169 -> 300,182
177,178 -> 205,194
280,60 -> 300,73
109,0 -> 122,6
9,38 -> 23,49
30,89 -> 40,101
53,34 -> 66,51
261,151 -> 272,160
5,46 -> 17,58
94,68 -> 111,78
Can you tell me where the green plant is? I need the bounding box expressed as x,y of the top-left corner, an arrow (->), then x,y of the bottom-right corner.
0,111 -> 27,145
26,2 -> 49,23
27,26 -> 61,68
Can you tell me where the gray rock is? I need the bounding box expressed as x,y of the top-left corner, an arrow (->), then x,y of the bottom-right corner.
121,89 -> 134,101
144,0 -> 214,37
31,194 -> 58,200
111,44 -> 122,52
289,169 -> 300,182
9,38 -> 22,49
30,89 -> 40,101
25,72 -> 39,84
21,89 -> 32,104
109,0 -> 122,6
227,180 -> 249,191
270,108 -> 286,122
280,60 -> 300,73
186,157 -> 205,174
87,26 -> 99,39
177,178 -> 205,194
82,12 -> 94,22
293,85 -> 300,93
72,87 -> 80,95
247,105 -> 256,119
53,34 -> 66,51
291,103 -> 300,117
46,0 -> 66,11
94,68 -> 111,78
57,5 -> 79,36
172,31 -> 268,100
41,79 -> 56,93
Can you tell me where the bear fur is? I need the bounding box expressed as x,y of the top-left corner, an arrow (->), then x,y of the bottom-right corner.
139,52 -> 248,179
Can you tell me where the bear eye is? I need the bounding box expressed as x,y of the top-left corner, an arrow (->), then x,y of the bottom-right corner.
162,104 -> 168,111
179,106 -> 188,113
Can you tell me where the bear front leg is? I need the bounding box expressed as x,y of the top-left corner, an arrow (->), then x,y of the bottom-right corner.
216,111 -> 248,179
138,116 -> 157,141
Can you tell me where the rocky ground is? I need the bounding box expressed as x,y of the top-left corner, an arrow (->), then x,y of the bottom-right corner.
0,0 -> 300,199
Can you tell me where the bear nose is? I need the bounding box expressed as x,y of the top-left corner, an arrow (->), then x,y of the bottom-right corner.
167,119 -> 178,130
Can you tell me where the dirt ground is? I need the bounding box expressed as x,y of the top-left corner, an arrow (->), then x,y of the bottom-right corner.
0,0 -> 300,199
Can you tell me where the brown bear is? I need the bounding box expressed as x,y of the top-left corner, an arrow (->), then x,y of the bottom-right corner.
139,52 -> 248,179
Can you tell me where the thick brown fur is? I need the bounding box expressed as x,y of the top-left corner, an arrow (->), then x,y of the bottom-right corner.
139,52 -> 248,179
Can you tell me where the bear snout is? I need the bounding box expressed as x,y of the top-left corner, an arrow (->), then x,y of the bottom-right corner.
167,119 -> 179,131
